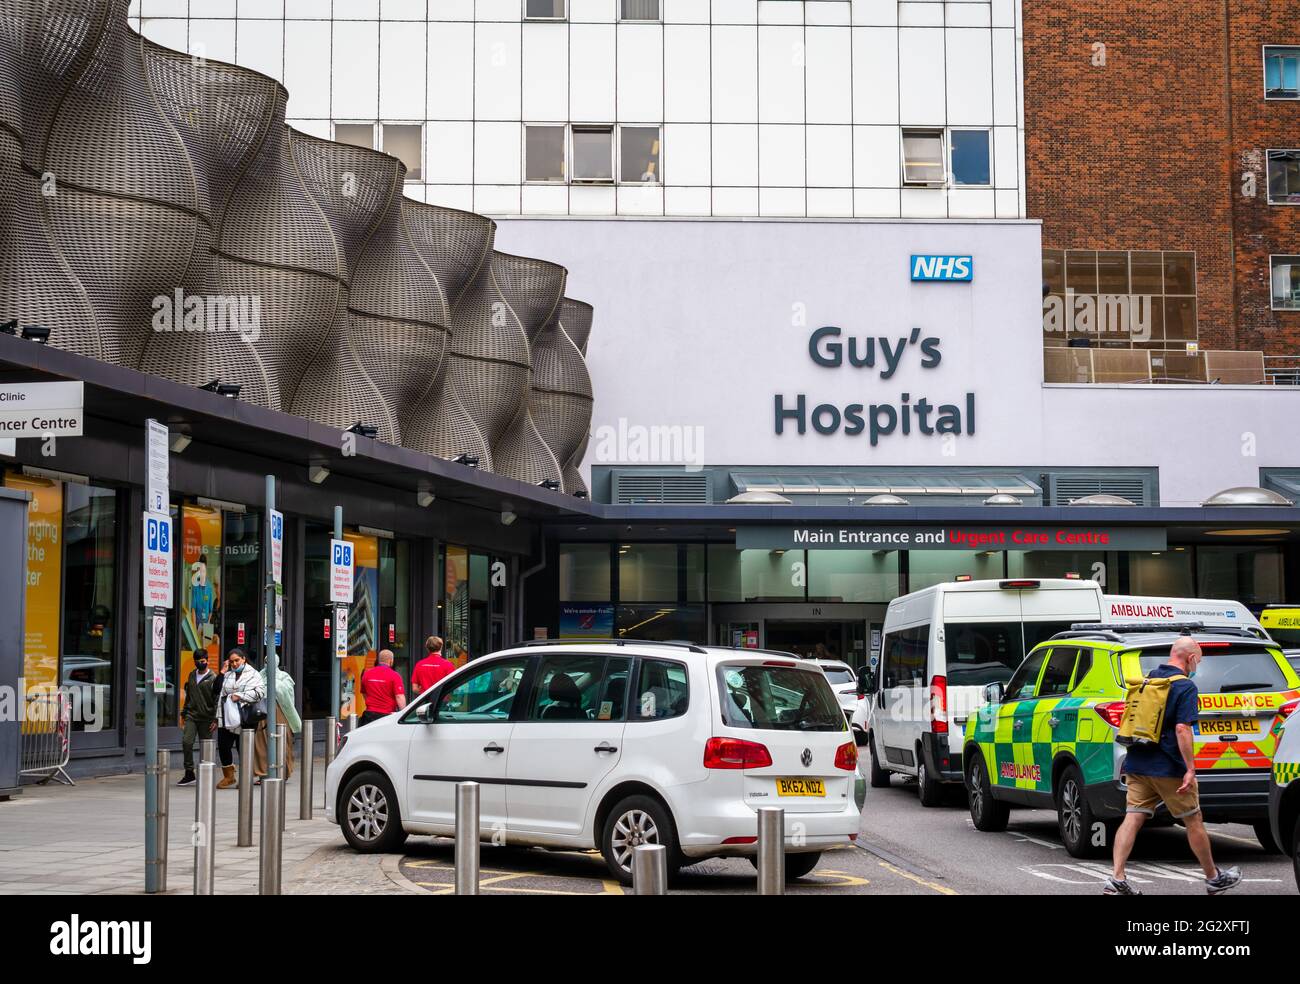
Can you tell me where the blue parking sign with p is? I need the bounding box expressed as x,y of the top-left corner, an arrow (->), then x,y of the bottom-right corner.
334,542 -> 351,566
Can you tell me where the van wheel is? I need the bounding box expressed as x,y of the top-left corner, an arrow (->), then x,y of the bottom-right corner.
1057,765 -> 1101,859
340,770 -> 408,854
966,753 -> 1010,832
1253,820 -> 1283,855
917,751 -> 944,807
750,851 -> 823,881
867,733 -> 890,788
601,794 -> 681,886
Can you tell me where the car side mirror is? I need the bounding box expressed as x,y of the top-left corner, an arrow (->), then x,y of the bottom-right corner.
983,682 -> 1005,705
416,704 -> 436,724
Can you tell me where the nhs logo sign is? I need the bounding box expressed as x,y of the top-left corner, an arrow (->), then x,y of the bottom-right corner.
910,254 -> 973,282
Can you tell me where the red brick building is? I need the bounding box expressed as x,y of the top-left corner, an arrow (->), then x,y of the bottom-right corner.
1025,2 -> 1300,382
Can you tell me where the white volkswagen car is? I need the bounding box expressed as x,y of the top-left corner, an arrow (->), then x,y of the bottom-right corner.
325,640 -> 864,883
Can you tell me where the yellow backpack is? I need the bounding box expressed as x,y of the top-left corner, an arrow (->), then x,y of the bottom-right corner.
1117,674 -> 1188,746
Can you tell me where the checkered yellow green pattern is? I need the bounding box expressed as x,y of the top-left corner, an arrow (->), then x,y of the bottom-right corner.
1276,761 -> 1300,786
965,694 -> 1116,791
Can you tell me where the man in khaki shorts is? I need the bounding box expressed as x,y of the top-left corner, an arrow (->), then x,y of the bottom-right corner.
1107,636 -> 1242,896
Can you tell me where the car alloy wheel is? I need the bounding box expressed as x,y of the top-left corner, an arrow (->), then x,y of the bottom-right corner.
968,762 -> 985,818
1060,778 -> 1083,847
610,808 -> 660,872
346,783 -> 389,843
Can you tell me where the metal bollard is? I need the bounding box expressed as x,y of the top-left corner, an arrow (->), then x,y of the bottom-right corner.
194,762 -> 216,895
349,711 -> 358,733
632,844 -> 668,895
756,807 -> 785,895
454,781 -> 480,895
276,724 -> 288,831
322,716 -> 337,810
237,729 -> 255,847
200,738 -> 216,766
299,719 -> 314,820
155,749 -> 170,893
258,778 -> 284,895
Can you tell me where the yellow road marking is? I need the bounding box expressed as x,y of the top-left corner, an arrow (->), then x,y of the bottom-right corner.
807,868 -> 870,888
601,879 -> 625,895
876,860 -> 958,896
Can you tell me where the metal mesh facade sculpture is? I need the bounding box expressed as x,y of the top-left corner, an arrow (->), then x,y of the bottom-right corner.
0,0 -> 594,489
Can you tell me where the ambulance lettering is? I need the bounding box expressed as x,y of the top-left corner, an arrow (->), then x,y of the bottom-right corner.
999,762 -> 1042,782
1107,602 -> 1175,619
1198,693 -> 1280,712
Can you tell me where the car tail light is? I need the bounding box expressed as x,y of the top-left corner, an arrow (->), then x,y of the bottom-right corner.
762,660 -> 796,667
722,836 -> 757,845
834,741 -> 858,771
1095,701 -> 1126,729
930,675 -> 948,734
1278,700 -> 1298,722
704,736 -> 773,770
1197,641 -> 1231,648
999,579 -> 1040,589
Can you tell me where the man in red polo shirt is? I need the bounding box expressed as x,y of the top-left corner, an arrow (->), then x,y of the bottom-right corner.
359,649 -> 406,725
412,635 -> 456,695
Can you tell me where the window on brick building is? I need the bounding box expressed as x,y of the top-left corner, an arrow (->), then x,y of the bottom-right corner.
525,125 -> 566,182
1264,47 -> 1300,99
901,129 -> 945,187
950,129 -> 991,186
1271,256 -> 1300,311
1267,150 -> 1300,204
526,0 -> 566,19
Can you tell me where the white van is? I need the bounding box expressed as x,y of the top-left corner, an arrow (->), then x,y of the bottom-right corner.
861,578 -> 1105,806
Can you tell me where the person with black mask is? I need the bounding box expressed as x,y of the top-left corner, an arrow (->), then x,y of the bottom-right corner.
177,653 -> 220,785
215,647 -> 266,789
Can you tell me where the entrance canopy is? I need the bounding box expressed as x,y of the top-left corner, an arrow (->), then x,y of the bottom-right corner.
730,469 -> 1042,505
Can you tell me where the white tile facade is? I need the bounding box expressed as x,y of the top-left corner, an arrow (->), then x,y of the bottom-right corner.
130,0 -> 1026,219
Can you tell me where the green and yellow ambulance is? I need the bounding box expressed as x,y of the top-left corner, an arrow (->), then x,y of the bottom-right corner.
963,622 -> 1300,858
1261,606 -> 1300,674
1266,710 -> 1300,891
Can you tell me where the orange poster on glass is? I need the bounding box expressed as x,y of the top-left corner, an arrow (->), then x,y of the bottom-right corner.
179,503 -> 222,724
341,533 -> 379,717
5,472 -> 63,691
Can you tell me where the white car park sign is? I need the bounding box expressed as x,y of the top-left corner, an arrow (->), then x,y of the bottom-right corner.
330,538 -> 354,604
0,381 -> 84,438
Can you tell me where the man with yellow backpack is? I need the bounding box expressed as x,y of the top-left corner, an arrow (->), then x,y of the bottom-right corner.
1106,635 -> 1243,896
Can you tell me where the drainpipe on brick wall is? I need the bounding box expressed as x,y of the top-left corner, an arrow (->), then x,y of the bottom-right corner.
1222,0 -> 1239,346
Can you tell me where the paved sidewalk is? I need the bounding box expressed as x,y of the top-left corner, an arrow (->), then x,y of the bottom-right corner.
0,758 -> 411,895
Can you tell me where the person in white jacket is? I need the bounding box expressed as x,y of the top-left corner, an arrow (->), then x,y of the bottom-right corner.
215,647 -> 266,789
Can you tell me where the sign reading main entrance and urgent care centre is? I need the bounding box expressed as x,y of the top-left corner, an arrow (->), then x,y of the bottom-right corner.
737,526 -> 1167,552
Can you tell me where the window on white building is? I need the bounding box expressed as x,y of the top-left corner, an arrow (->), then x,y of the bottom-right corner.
525,125 -> 567,182
901,129 -> 945,187
383,124 -> 423,182
1267,149 -> 1300,204
1271,256 -> 1300,310
619,126 -> 661,183
1264,46 -> 1300,99
334,123 -> 375,150
621,0 -> 660,21
950,129 -> 991,186
526,0 -> 566,20
572,126 -> 614,183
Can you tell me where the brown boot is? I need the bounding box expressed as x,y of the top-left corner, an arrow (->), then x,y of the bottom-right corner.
216,765 -> 237,789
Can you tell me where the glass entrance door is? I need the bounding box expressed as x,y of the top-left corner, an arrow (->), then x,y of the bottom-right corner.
764,620 -> 865,666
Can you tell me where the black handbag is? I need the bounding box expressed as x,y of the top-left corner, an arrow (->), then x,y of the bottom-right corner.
239,695 -> 267,728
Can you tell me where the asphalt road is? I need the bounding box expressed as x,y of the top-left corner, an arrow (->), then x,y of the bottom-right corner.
395,775 -> 1296,896
858,774 -> 1296,896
